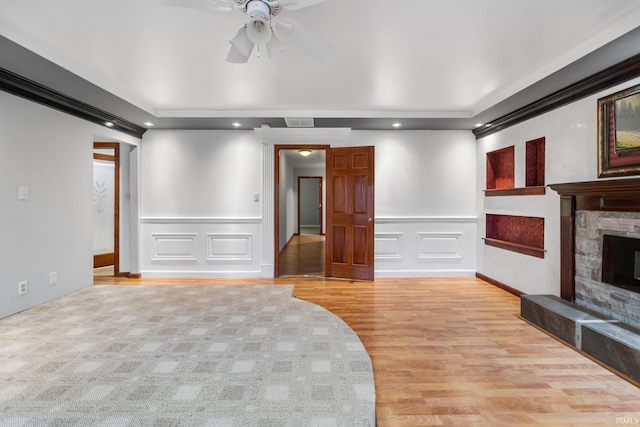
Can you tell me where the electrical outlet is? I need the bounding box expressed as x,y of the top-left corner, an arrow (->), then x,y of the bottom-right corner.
49,272 -> 58,285
18,281 -> 28,296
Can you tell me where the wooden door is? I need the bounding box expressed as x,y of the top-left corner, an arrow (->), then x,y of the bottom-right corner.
326,146 -> 375,280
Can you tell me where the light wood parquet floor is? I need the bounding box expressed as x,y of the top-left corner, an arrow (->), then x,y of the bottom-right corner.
95,241 -> 640,426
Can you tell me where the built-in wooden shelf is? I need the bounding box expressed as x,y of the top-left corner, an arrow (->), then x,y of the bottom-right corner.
484,238 -> 545,259
485,214 -> 545,258
486,146 -> 514,190
485,186 -> 546,197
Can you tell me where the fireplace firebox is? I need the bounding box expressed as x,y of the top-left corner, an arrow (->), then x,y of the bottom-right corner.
602,234 -> 640,293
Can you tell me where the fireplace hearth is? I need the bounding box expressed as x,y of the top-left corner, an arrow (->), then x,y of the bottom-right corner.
602,234 -> 640,293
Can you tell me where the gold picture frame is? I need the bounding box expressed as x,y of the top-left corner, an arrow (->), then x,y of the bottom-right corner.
598,83 -> 640,177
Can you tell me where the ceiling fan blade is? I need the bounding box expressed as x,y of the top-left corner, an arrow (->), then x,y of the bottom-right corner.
275,18 -> 333,60
279,0 -> 327,11
148,0 -> 234,12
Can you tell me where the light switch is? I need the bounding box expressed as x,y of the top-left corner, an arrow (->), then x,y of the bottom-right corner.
18,186 -> 29,201
254,193 -> 260,202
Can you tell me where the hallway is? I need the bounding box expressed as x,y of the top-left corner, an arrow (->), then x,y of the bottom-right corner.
279,234 -> 325,277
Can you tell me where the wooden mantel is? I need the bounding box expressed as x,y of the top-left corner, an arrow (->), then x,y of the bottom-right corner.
548,178 -> 640,301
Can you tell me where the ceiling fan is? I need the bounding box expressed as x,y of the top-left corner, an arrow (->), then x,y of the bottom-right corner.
152,0 -> 333,63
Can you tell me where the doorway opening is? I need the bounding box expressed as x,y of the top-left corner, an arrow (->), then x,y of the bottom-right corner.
298,177 -> 323,235
275,145 -> 328,277
93,142 -> 120,277
274,145 -> 376,280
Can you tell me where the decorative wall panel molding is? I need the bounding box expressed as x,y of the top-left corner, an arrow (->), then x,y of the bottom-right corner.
374,233 -> 404,259
373,218 -> 476,278
417,232 -> 462,259
206,234 -> 253,261
262,144 -> 275,275
151,233 -> 198,261
141,217 -> 262,224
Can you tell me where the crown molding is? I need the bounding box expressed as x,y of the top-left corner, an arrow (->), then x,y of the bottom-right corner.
0,67 -> 146,139
473,53 -> 640,140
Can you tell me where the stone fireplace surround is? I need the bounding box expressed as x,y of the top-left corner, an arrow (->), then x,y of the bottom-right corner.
521,178 -> 640,384
575,210 -> 640,329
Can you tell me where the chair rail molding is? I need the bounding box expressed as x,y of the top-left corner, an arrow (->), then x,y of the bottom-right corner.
375,216 -> 478,224
140,217 -> 262,224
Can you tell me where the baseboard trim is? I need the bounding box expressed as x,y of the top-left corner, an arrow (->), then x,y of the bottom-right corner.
476,273 -> 525,297
374,270 -> 476,278
140,270 -> 263,279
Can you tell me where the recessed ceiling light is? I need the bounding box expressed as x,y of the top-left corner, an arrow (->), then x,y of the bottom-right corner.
144,122 -> 154,127
105,122 -> 114,127
475,123 -> 484,127
232,122 -> 242,127
392,122 -> 402,128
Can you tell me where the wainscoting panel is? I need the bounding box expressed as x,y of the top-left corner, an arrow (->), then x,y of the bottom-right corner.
141,217 -> 262,278
151,233 -> 198,261
417,232 -> 462,259
206,234 -> 253,261
375,233 -> 404,259
375,216 -> 477,277
140,216 -> 476,278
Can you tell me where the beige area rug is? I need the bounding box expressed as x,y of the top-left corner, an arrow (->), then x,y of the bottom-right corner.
0,285 -> 375,426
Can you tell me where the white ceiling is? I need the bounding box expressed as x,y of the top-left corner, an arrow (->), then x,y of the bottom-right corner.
1,0 -> 640,129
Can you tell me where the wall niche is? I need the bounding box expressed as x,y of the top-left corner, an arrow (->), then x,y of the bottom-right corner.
526,137 -> 545,188
485,214 -> 545,258
485,138 -> 546,196
486,146 -> 514,191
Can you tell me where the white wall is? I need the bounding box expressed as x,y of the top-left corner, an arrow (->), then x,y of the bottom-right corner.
476,76 -> 640,295
0,91 -> 140,319
345,131 -> 478,277
140,128 -> 477,278
140,130 -> 264,277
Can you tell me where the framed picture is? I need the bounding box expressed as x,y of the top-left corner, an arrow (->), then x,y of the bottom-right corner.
598,83 -> 640,177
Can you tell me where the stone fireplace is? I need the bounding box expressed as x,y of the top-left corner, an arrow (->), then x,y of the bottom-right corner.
521,178 -> 640,384
575,210 -> 640,329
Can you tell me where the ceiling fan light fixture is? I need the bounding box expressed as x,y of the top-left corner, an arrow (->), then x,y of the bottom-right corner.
229,25 -> 255,57
266,33 -> 286,57
247,20 -> 272,45
226,45 -> 250,63
246,0 -> 270,22
246,1 -> 273,45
